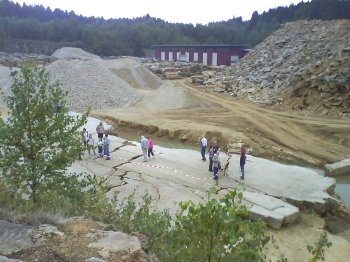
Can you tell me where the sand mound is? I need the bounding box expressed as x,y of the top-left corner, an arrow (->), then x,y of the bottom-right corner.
136,82 -> 213,111
51,47 -> 102,61
105,58 -> 162,89
46,59 -> 141,112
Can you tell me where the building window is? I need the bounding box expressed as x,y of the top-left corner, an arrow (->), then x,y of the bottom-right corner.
230,55 -> 239,65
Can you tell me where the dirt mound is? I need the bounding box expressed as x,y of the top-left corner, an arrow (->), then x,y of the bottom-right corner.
206,20 -> 350,118
46,59 -> 141,112
50,47 -> 102,61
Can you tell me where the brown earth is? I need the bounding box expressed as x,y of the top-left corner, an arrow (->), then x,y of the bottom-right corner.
93,78 -> 350,169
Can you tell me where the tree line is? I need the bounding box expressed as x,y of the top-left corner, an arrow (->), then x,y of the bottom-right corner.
0,0 -> 349,56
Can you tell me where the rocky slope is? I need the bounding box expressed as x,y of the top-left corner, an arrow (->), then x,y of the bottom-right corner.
209,20 -> 350,117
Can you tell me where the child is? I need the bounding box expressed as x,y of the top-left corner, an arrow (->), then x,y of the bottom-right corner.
87,134 -> 96,155
98,138 -> 104,157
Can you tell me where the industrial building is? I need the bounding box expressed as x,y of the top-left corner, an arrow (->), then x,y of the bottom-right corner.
153,44 -> 248,66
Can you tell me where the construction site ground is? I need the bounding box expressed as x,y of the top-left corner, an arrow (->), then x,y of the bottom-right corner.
94,78 -> 350,169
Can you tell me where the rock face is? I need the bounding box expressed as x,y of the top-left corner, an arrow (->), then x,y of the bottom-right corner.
0,220 -> 34,255
69,116 -> 339,229
325,159 -> 350,176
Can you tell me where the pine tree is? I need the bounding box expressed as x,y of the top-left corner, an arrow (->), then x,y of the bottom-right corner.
0,61 -> 88,205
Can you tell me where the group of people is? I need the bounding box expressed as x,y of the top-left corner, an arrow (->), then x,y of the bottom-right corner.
81,122 -> 111,160
200,135 -> 246,181
81,125 -> 246,180
140,136 -> 155,162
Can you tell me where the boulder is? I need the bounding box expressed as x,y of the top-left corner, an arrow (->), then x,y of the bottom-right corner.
88,231 -> 146,259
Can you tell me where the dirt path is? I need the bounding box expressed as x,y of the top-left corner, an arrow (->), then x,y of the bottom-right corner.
93,78 -> 350,168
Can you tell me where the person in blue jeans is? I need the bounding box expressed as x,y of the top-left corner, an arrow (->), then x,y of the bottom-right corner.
240,144 -> 246,180
199,135 -> 207,161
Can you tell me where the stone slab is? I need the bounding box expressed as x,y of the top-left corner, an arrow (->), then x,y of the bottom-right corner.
325,159 -> 350,176
243,191 -> 299,229
226,155 -> 337,209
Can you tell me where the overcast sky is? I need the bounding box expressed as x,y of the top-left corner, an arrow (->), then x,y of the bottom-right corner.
19,0 -> 307,24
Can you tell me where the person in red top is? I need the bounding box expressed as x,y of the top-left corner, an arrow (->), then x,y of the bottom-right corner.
147,137 -> 155,159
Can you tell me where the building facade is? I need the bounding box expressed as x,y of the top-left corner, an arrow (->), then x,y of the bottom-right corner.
153,44 -> 247,66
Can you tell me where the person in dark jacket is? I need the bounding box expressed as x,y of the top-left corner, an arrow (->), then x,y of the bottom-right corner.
240,144 -> 246,180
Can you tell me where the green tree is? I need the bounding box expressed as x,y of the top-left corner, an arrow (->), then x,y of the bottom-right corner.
0,61 -> 88,205
163,189 -> 270,261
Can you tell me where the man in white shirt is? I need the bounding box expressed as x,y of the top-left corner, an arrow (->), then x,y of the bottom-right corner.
199,135 -> 207,161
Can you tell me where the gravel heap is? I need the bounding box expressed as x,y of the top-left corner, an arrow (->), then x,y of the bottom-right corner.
203,20 -> 350,117
46,59 -> 141,112
50,47 -> 102,61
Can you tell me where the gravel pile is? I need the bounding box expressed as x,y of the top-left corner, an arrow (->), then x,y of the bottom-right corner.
50,47 -> 102,61
204,20 -> 350,117
46,59 -> 141,112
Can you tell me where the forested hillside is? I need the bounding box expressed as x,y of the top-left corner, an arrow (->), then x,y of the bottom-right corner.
0,0 -> 349,56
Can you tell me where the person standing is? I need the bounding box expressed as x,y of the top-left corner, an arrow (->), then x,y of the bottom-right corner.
96,122 -> 105,139
98,138 -> 104,157
147,136 -> 155,159
81,128 -> 89,149
240,144 -> 246,180
208,145 -> 214,172
140,136 -> 149,162
213,149 -> 220,180
87,134 -> 96,156
104,134 -> 111,160
199,135 -> 207,161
